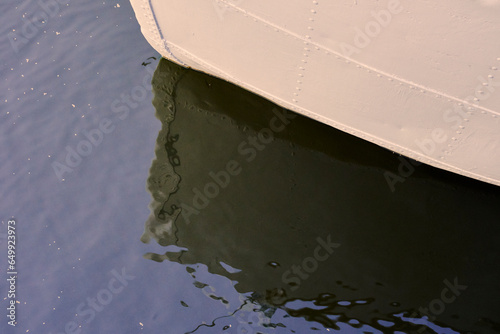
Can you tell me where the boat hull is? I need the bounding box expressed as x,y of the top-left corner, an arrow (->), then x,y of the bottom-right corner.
130,0 -> 500,186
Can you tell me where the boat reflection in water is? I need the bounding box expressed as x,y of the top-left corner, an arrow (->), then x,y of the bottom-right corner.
141,58 -> 500,333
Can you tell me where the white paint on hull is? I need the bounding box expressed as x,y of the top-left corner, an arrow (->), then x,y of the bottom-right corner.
130,0 -> 500,186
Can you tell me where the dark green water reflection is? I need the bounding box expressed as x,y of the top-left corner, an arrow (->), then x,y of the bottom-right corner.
142,58 -> 500,333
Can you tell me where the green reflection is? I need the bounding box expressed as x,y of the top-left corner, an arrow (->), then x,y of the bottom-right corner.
142,58 -> 500,333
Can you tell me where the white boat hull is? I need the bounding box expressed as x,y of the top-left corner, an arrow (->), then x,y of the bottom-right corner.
130,0 -> 500,186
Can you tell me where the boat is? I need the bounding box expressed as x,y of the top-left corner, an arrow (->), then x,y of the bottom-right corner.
130,0 -> 500,187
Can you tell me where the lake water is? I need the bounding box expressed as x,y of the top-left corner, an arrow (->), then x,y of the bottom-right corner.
1,1 -> 500,334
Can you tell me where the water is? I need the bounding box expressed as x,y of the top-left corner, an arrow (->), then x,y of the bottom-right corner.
1,1 -> 500,333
